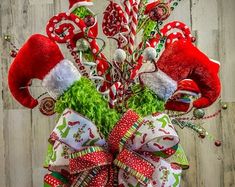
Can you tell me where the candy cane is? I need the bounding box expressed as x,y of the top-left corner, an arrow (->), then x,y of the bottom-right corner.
128,1 -> 140,55
160,21 -> 194,47
122,0 -> 133,22
109,82 -> 122,108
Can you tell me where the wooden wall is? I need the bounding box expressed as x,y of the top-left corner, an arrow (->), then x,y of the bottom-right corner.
0,0 -> 235,186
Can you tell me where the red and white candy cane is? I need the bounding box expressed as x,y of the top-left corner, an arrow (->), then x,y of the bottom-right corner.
122,0 -> 133,23
109,82 -> 123,108
128,1 -> 140,55
46,12 -> 111,91
161,21 -> 194,47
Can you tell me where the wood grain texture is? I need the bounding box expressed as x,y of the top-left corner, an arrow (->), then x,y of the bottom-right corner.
0,0 -> 235,187
192,1 -> 223,187
218,0 -> 235,186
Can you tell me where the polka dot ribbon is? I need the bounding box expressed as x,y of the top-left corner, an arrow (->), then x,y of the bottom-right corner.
44,109 -> 187,186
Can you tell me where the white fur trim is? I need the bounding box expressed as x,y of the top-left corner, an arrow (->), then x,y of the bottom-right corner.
69,2 -> 93,13
42,60 -> 81,99
141,69 -> 177,101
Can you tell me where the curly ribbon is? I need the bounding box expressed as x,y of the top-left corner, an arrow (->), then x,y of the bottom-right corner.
44,109 -> 188,186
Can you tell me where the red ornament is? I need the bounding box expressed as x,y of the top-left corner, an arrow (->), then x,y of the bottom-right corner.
147,3 -> 171,21
149,7 -> 164,21
199,133 -> 206,139
84,15 -> 95,27
10,50 -> 17,58
215,140 -> 222,147
191,37 -> 197,43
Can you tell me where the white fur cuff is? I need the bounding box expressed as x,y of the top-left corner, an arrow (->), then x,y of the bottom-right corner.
42,59 -> 81,99
141,69 -> 177,101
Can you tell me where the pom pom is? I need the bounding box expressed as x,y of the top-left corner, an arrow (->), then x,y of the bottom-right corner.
114,49 -> 127,62
143,47 -> 157,61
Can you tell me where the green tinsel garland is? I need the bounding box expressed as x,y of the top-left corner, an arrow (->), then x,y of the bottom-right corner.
72,6 -> 92,19
127,85 -> 165,116
55,77 -> 121,137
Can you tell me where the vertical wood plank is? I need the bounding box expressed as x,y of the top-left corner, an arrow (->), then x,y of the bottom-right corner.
221,103 -> 235,187
191,1 -> 223,186
32,111 -> 56,187
0,38 -> 6,187
3,110 -> 32,187
219,0 -> 235,102
219,0 -> 235,186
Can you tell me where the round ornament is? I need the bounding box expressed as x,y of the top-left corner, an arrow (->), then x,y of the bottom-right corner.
148,3 -> 171,21
215,140 -> 222,147
143,47 -> 157,61
84,15 -> 95,27
193,108 -> 205,119
10,50 -> 17,58
114,49 -> 127,62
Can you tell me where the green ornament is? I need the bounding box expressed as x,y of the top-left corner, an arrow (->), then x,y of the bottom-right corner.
193,108 -> 205,119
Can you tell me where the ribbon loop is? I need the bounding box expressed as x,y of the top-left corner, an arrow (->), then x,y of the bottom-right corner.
128,113 -> 180,158
114,148 -> 155,185
69,146 -> 113,174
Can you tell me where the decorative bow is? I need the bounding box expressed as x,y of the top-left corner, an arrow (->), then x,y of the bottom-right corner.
44,109 -> 188,187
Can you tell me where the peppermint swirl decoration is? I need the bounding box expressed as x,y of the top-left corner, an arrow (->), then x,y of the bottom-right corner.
39,97 -> 56,116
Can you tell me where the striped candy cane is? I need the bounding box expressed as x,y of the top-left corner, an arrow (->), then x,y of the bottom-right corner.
109,82 -> 122,108
122,0 -> 133,23
160,21 -> 194,47
128,0 -> 140,55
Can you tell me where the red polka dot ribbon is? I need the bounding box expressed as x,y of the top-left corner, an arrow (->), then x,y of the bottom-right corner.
44,109 -> 186,186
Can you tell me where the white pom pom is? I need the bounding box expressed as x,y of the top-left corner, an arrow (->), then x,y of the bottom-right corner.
114,49 -> 127,62
143,47 -> 157,61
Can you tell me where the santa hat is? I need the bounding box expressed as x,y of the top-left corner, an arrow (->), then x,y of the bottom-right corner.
157,40 -> 221,109
69,0 -> 93,12
165,79 -> 201,112
8,34 -> 81,109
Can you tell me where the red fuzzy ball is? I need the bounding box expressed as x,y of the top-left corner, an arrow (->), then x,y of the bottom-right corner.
10,50 -> 17,58
84,15 -> 95,27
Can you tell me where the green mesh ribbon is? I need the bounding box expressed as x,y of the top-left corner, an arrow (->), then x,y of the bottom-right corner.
55,78 -> 165,137
55,77 -> 121,138
72,6 -> 92,19
127,85 -> 165,117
